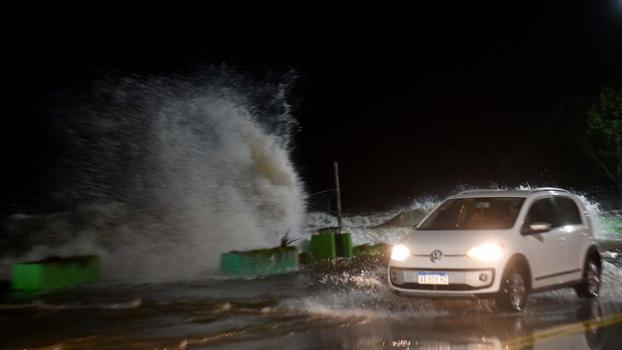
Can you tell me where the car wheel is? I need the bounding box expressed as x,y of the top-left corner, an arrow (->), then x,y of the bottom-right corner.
575,259 -> 601,298
496,266 -> 528,312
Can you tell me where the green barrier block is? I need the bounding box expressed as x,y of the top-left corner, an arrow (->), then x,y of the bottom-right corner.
601,215 -> 622,234
353,243 -> 388,257
311,233 -> 336,260
11,256 -> 99,291
335,232 -> 353,258
221,247 -> 299,277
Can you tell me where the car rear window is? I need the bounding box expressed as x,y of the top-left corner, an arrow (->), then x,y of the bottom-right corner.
555,196 -> 582,225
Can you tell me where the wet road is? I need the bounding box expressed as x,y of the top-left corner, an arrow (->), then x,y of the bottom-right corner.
2,259 -> 622,349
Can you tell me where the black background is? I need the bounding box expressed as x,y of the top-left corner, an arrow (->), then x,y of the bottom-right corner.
3,2 -> 622,215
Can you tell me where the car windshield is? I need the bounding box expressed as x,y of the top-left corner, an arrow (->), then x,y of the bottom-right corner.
418,197 -> 525,230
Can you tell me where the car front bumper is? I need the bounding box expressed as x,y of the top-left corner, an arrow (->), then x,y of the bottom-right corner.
387,255 -> 506,296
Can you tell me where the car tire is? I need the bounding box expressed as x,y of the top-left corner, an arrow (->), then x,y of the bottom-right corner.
496,266 -> 528,312
575,258 -> 601,299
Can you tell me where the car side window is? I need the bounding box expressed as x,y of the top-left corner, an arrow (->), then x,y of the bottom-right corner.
554,197 -> 582,225
525,197 -> 558,228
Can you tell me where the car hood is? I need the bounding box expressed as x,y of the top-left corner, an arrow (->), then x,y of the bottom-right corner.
402,229 -> 511,255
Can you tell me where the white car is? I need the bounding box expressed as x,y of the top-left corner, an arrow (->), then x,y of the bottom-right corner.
388,188 -> 602,312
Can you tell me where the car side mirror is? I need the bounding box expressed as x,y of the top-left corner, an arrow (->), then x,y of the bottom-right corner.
522,222 -> 552,235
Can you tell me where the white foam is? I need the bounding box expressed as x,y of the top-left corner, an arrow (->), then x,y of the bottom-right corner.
2,73 -> 306,282
301,186 -> 617,245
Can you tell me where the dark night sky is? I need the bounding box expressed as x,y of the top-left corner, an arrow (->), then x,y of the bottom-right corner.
3,2 -> 622,215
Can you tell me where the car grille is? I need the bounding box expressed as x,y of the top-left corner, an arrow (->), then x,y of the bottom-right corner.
395,283 -> 484,291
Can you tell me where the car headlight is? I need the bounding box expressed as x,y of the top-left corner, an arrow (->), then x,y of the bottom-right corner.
467,243 -> 503,262
391,244 -> 411,261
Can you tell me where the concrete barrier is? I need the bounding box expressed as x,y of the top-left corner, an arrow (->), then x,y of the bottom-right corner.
310,233 -> 337,260
221,247 -> 298,277
335,232 -> 353,258
11,256 -> 99,291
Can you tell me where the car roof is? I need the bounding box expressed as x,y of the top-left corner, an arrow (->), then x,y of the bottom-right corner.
449,188 -> 573,199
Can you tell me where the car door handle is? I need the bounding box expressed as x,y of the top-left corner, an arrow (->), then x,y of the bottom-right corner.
558,237 -> 567,242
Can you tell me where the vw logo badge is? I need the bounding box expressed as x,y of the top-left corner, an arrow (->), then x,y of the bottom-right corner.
430,249 -> 443,263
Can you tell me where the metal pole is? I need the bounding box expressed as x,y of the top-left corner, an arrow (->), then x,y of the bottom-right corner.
333,161 -> 342,232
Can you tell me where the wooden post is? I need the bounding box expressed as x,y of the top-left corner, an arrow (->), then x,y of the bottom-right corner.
333,161 -> 342,232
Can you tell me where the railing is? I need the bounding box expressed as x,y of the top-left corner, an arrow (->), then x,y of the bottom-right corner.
530,187 -> 570,193
457,189 -> 501,195
458,187 -> 570,195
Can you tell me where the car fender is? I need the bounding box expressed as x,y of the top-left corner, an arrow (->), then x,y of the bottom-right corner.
582,244 -> 602,272
500,253 -> 533,291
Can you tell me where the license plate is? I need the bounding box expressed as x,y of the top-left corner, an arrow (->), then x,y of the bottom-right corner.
417,272 -> 449,285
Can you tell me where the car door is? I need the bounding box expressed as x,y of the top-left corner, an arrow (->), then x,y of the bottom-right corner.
553,196 -> 586,278
522,196 -> 569,289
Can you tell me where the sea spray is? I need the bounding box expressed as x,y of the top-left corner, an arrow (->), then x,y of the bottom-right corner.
1,69 -> 306,281
302,187 -> 615,245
